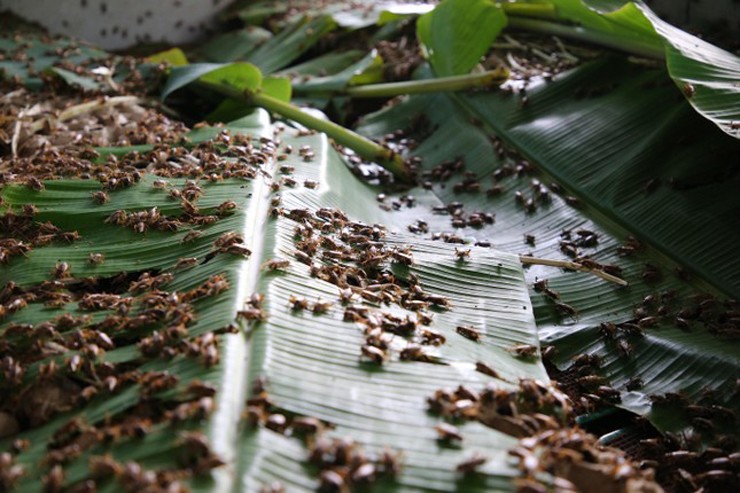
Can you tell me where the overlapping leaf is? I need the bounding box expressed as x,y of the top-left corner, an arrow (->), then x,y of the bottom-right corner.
0,28 -> 106,90
0,22 -> 162,92
1,110 -> 548,493
454,58 -> 740,298
403,0 -> 740,137
507,0 -> 740,138
0,134 -> 266,491
355,63 -> 740,434
416,0 -> 507,77
228,128 -> 549,492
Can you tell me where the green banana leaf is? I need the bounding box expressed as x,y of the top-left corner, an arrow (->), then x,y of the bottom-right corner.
229,128 -> 549,492
453,58 -> 740,298
1,102 -> 550,492
416,0 -> 507,77
0,112 -> 269,490
406,0 -> 740,295
355,62 -> 740,434
275,50 -> 367,78
578,0 -> 740,139
192,26 -> 273,63
240,16 -> 338,75
410,0 -> 740,138
288,52 -> 384,96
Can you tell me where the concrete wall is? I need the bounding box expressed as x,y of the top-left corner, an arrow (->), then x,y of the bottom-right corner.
0,0 -> 234,50
0,0 -> 737,51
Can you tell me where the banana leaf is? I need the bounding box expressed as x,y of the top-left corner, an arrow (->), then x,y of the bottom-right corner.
453,58 -> 740,298
416,0 -> 507,77
1,106 -> 549,492
239,16 -> 338,75
229,128 -> 549,492
410,0 -> 740,138
355,62 -> 740,434
192,26 -> 273,63
274,50 -> 366,78
565,0 -> 740,139
0,115 -> 268,490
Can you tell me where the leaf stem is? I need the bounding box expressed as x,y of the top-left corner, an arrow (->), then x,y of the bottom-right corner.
506,16 -> 665,60
342,68 -> 509,98
199,80 -> 411,181
252,92 -> 409,180
519,255 -> 628,286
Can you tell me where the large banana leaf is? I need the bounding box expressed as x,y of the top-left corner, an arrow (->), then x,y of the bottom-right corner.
507,0 -> 740,138
355,68 -> 739,434
452,58 -> 740,298
0,114 -> 271,491
1,105 -> 549,492
350,0 -> 739,434
229,128 -> 548,492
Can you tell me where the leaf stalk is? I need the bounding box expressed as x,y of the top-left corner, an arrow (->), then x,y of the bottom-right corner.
198,80 -> 411,182
519,255 -> 628,286
342,68 -> 509,98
